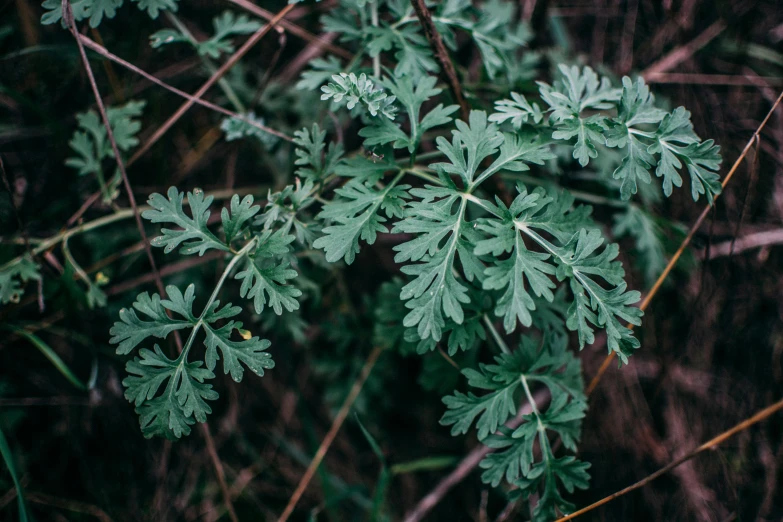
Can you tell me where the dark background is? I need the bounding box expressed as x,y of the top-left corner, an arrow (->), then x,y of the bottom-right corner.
1,0 -> 782,521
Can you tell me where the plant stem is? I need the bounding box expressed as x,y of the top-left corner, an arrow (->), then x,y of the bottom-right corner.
403,168 -> 441,185
0,187 -> 267,275
177,237 -> 258,361
482,314 -> 510,354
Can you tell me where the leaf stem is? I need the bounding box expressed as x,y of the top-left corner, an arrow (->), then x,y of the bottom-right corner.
403,168 -> 442,185
0,188 -> 267,276
176,237 -> 259,362
482,314 -> 510,354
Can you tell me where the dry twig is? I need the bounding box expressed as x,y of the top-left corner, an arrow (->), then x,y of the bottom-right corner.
277,346 -> 384,522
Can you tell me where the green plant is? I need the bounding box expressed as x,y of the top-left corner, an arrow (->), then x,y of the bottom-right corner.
0,0 -> 727,519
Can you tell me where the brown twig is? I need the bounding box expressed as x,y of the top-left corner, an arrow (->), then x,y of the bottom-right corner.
76,34 -> 291,142
700,228 -> 783,259
586,88 -> 783,396
618,0 -> 639,74
645,72 -> 783,87
227,0 -> 353,60
105,251 -> 223,297
65,0 -> 165,301
641,20 -> 726,77
26,491 -> 113,522
409,0 -> 470,122
199,423 -> 238,522
127,4 -> 296,167
555,396 -> 783,521
277,346 -> 384,522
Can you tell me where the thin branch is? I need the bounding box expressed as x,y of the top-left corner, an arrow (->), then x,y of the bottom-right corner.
641,20 -> 726,77
65,4 -> 241,520
645,72 -> 783,87
700,228 -> 783,259
409,0 -> 470,122
555,396 -> 783,521
127,4 -> 296,166
75,34 -> 290,141
277,346 -> 384,522
586,88 -> 783,396
227,0 -> 353,60
26,491 -> 113,522
64,0 -> 165,300
199,423 -> 238,522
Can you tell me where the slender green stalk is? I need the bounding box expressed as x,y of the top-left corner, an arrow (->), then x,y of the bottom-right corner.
482,314 -> 510,354
175,237 -> 258,364
0,187 -> 267,276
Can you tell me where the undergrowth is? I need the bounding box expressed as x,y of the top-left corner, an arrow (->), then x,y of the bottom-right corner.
0,0 -> 726,520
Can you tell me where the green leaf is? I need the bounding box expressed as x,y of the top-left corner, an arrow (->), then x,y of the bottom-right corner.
124,345 -> 218,439
604,77 -> 667,199
539,65 -> 619,121
220,112 -> 279,150
221,194 -> 260,244
430,111 -> 503,186
613,206 -> 666,284
321,73 -> 398,120
476,187 -> 556,333
235,259 -> 302,314
441,334 -> 589,516
314,177 -> 411,264
199,11 -> 261,58
475,183 -> 641,359
649,107 -> 722,202
551,115 -> 606,167
114,280 -> 277,440
366,25 -> 438,79
555,230 -> 642,362
203,322 -> 274,382
0,255 -> 40,305
65,101 -> 145,178
256,180 -> 319,247
293,124 -> 344,181
441,360 -> 520,440
143,187 -> 229,256
610,129 -> 655,200
490,92 -> 544,129
133,0 -> 178,18
109,288 -> 193,355
359,75 -> 457,152
296,56 -> 343,91
392,185 -> 473,341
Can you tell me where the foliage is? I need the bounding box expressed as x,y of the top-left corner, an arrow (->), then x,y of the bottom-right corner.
41,0 -> 178,27
442,333 -> 589,521
321,72 -> 398,119
493,68 -> 722,202
65,100 -> 145,201
109,189 -> 301,439
8,0 -> 725,518
150,11 -> 261,58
